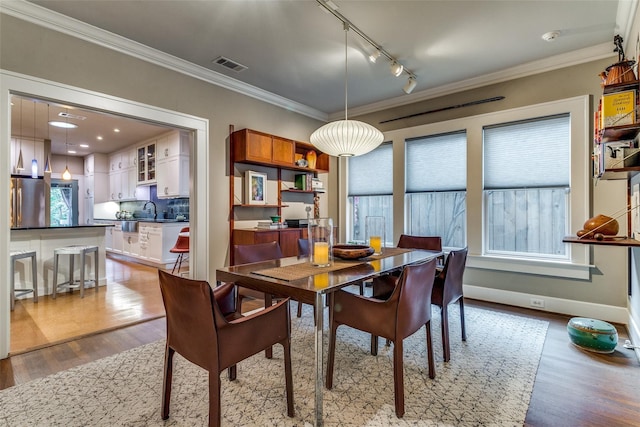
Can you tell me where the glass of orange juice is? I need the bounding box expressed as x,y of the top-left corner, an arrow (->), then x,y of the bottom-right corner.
366,216 -> 385,255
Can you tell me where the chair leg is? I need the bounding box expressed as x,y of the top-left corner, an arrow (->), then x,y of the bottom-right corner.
209,371 -> 222,427
296,300 -> 303,317
265,294 -> 273,359
370,334 -> 379,356
161,346 -> 174,420
459,298 -> 467,341
227,365 -> 237,381
31,254 -> 38,303
425,321 -> 435,379
171,254 -> 182,274
441,306 -> 451,362
325,323 -> 338,389
393,339 -> 405,418
282,339 -> 295,417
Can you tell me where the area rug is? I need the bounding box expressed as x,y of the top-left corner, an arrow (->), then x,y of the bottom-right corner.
0,305 -> 548,426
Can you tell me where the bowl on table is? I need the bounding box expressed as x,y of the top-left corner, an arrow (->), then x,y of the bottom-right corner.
270,215 -> 281,223
332,244 -> 375,260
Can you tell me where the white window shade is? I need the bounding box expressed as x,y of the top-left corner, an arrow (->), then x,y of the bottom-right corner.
484,114 -> 570,189
348,143 -> 393,196
406,131 -> 467,192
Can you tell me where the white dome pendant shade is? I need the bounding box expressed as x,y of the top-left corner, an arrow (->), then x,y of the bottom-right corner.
310,119 -> 383,157
310,23 -> 384,157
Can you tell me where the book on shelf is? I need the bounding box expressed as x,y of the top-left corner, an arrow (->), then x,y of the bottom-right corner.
256,221 -> 288,229
294,173 -> 313,191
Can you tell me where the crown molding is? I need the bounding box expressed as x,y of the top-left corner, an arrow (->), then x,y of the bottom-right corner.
0,0 -> 328,122
335,42 -> 616,120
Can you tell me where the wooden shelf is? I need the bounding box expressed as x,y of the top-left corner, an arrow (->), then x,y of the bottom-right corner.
599,167 -> 640,180
563,236 -> 640,247
600,123 -> 640,143
281,188 -> 325,194
233,204 -> 288,208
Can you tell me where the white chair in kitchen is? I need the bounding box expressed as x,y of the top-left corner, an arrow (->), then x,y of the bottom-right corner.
52,245 -> 99,298
10,250 -> 38,311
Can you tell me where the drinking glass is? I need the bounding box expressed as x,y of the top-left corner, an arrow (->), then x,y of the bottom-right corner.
308,217 -> 333,267
366,216 -> 385,255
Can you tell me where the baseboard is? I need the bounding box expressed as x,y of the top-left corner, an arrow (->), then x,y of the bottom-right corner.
463,284 -> 629,324
627,306 -> 640,362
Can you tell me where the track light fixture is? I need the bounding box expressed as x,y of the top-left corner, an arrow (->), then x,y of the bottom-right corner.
316,0 -> 416,94
403,75 -> 417,94
390,61 -> 404,77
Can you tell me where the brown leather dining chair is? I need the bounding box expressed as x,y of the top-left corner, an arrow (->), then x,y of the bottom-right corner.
372,234 -> 442,299
431,247 -> 468,362
158,269 -> 294,427
326,258 -> 437,418
233,241 -> 284,314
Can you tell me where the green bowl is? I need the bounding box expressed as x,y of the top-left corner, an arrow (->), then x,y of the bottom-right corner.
567,317 -> 618,353
270,216 -> 281,223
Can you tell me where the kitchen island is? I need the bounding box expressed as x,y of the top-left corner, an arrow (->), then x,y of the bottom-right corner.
10,225 -> 111,298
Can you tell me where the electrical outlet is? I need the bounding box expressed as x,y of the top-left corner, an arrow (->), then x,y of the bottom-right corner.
530,298 -> 545,308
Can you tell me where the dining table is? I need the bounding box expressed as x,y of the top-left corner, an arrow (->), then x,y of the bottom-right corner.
215,247 -> 443,426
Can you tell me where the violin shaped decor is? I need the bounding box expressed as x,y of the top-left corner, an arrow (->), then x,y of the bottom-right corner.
306,150 -> 317,169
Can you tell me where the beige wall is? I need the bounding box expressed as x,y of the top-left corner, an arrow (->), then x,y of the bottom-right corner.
356,57 -> 630,310
1,11 -> 634,314
0,13 -> 329,281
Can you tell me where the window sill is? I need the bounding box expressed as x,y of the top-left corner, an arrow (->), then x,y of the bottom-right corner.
467,255 -> 593,280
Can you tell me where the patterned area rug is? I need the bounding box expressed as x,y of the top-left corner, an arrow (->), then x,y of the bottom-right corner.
0,305 -> 548,426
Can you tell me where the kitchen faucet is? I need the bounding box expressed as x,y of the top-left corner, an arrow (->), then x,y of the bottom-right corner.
143,201 -> 157,220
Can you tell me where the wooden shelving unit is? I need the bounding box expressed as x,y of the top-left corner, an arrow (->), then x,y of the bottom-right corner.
563,236 -> 640,247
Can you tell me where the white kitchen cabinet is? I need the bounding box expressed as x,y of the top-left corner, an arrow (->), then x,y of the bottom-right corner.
104,224 -> 114,251
111,223 -> 123,253
122,232 -> 140,256
157,155 -> 190,198
136,142 -> 157,185
84,154 -> 109,203
158,130 -> 190,160
139,222 -> 163,262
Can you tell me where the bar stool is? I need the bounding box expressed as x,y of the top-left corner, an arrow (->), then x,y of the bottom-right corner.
10,250 -> 38,311
52,245 -> 99,298
169,227 -> 189,274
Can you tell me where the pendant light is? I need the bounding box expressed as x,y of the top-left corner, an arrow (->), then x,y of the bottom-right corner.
16,99 -> 24,171
31,101 -> 38,178
62,109 -> 71,180
309,23 -> 383,157
44,103 -> 52,174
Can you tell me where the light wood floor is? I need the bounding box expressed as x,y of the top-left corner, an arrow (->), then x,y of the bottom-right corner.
9,254 -> 167,354
2,266 -> 639,425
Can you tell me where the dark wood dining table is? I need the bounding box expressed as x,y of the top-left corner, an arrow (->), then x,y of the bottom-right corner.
216,247 -> 443,426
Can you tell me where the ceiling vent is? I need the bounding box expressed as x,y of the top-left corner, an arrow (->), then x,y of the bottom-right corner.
212,56 -> 248,72
58,112 -> 87,120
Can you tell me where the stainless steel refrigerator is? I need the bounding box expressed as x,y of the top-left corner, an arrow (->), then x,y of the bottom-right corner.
10,177 -> 46,228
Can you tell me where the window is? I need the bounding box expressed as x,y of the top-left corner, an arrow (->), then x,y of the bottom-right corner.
405,131 -> 467,247
347,143 -> 393,244
483,114 -> 570,259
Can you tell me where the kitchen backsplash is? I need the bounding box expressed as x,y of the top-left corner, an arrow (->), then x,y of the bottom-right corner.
117,186 -> 189,220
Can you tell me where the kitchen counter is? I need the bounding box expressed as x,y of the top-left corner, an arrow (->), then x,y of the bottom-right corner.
10,224 -> 113,231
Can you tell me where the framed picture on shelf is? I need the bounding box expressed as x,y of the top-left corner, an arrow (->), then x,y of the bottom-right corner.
245,170 -> 267,204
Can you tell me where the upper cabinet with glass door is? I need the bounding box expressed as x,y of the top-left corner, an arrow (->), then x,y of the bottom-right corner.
137,141 -> 156,185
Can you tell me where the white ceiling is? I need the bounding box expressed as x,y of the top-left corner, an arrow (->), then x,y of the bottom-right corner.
7,0 -> 636,156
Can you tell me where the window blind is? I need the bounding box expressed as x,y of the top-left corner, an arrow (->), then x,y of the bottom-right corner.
348,143 -> 393,196
484,114 -> 570,189
406,131 -> 467,192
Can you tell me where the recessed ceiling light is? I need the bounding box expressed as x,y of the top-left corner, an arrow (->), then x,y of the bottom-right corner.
68,150 -> 77,154
49,121 -> 78,129
114,128 -> 120,133
97,136 -> 103,140
542,31 -> 561,42
79,144 -> 89,148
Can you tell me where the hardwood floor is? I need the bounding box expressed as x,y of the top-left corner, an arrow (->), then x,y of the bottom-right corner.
9,254 -> 167,354
2,290 -> 639,425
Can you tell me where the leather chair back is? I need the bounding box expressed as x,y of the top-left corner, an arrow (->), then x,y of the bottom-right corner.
297,238 -> 310,256
233,241 -> 284,265
392,259 -> 437,339
397,234 -> 442,252
438,247 -> 468,306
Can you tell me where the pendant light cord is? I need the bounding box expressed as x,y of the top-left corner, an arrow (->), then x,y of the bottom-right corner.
344,22 -> 349,122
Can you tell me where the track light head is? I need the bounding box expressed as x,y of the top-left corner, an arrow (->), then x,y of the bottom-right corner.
369,50 -> 381,63
390,61 -> 404,77
403,76 -> 417,94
